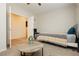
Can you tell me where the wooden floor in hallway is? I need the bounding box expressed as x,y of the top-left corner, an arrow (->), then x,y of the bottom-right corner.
11,38 -> 27,48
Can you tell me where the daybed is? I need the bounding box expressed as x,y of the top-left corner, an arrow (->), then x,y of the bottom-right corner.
36,25 -> 78,48
36,35 -> 77,48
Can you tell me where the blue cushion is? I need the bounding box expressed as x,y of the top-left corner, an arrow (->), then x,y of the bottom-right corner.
67,27 -> 76,34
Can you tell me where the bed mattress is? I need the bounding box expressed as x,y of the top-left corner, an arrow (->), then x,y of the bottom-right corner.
37,36 -> 67,46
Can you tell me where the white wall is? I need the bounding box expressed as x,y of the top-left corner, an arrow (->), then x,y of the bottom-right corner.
76,4 -> 79,23
35,5 -> 76,34
76,4 -> 79,38
0,3 -> 6,52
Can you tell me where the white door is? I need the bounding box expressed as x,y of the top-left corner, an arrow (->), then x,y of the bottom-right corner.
28,16 -> 34,37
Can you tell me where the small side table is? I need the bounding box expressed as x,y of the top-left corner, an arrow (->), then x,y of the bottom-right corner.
16,41 -> 44,56
77,42 -> 79,52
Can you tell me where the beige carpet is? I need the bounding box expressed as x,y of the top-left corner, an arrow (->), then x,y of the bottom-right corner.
33,42 -> 79,56
0,48 -> 20,56
0,42 -> 79,56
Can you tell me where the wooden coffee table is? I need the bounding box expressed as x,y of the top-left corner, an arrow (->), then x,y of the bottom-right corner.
16,41 -> 44,56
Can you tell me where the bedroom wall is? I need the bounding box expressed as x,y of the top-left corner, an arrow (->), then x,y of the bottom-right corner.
34,5 -> 76,34
11,13 -> 28,39
0,3 -> 6,52
76,4 -> 79,38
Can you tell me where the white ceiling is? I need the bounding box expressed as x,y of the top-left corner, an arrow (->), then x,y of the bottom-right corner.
9,3 -> 74,15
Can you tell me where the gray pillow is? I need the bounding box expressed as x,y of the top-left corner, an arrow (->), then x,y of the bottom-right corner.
67,34 -> 76,43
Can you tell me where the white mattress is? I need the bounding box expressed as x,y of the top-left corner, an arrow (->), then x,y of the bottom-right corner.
67,43 -> 78,47
37,36 -> 67,46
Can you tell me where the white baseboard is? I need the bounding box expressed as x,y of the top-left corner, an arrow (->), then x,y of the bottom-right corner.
0,48 -> 6,52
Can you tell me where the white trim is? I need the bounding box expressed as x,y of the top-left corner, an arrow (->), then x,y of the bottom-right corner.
0,48 -> 6,52
9,6 -> 11,48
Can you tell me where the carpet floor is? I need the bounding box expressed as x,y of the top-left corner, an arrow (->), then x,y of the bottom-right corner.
33,42 -> 79,56
0,42 -> 79,56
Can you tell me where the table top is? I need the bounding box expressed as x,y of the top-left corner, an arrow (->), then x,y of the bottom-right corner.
16,41 -> 44,53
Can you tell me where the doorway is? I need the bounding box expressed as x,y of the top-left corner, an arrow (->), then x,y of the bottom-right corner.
9,13 -> 28,48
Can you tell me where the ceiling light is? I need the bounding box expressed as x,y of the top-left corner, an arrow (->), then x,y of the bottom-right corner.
26,3 -> 42,6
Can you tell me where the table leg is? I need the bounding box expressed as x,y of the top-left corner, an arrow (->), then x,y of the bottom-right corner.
20,51 -> 23,56
23,52 -> 26,56
77,42 -> 79,52
20,51 -> 26,56
42,48 -> 43,56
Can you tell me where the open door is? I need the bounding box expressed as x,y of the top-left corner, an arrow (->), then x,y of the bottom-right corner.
28,16 -> 34,37
9,13 -> 28,48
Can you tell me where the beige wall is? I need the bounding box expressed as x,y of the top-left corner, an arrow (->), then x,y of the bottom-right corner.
35,5 -> 76,34
11,13 -> 28,39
